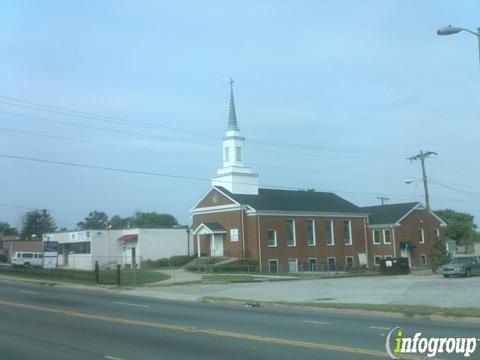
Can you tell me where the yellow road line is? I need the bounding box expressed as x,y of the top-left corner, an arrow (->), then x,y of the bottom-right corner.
0,299 -> 423,359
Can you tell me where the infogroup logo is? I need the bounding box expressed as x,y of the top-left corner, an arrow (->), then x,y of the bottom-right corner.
385,327 -> 478,359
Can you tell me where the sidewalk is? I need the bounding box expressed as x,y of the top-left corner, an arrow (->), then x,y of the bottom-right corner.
150,268 -> 202,285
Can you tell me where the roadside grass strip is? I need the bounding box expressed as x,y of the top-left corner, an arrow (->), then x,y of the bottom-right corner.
0,299 -> 427,360
201,297 -> 480,319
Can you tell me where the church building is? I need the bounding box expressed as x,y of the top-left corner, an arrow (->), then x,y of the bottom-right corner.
191,83 -> 445,272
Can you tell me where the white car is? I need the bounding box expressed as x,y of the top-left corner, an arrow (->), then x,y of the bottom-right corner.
11,252 -> 44,267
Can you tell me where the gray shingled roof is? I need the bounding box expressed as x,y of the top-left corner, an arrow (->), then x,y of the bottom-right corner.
360,202 -> 420,225
202,222 -> 226,232
216,187 -> 364,213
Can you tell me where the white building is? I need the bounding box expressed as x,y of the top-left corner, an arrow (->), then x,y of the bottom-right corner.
42,228 -> 192,270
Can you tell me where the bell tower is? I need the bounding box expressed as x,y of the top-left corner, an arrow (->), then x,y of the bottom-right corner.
211,80 -> 259,194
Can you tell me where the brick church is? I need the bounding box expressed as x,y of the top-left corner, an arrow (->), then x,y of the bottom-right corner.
191,83 -> 446,272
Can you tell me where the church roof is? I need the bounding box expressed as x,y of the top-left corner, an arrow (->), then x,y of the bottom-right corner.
227,79 -> 239,131
360,202 -> 421,225
216,186 -> 364,214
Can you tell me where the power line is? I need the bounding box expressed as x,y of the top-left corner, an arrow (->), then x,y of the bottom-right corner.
0,94 -> 407,158
0,152 -> 475,204
0,110 -> 405,161
0,126 -> 420,182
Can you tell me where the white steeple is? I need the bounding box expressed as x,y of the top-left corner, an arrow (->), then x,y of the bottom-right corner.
211,80 -> 259,194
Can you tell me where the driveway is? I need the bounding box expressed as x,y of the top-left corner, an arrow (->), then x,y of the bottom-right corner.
126,274 -> 480,308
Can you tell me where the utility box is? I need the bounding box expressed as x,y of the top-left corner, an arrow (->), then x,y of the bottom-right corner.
379,257 -> 410,275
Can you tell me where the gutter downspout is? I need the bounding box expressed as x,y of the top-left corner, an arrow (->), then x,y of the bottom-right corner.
363,217 -> 369,269
392,225 -> 397,258
257,214 -> 262,268
241,207 -> 246,259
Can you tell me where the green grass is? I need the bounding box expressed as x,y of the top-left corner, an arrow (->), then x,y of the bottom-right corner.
201,274 -> 297,283
201,297 -> 480,319
0,266 -> 170,286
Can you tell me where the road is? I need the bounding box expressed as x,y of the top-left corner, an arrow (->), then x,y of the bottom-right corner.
0,279 -> 478,360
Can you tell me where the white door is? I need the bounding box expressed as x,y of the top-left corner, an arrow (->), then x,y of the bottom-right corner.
400,248 -> 411,267
288,259 -> 298,273
210,234 -> 224,256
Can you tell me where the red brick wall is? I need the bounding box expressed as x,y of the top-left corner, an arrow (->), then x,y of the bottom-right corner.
257,216 -> 367,271
195,189 -> 234,208
366,209 -> 445,267
192,211 -> 245,258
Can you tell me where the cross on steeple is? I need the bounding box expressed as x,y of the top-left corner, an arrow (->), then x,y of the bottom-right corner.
227,78 -> 239,131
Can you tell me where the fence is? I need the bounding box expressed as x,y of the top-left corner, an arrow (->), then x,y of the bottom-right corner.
186,260 -> 370,275
0,263 -> 169,286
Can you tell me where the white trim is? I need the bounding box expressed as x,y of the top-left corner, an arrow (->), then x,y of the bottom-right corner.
307,219 -> 316,246
344,220 -> 352,245
267,229 -> 277,247
430,211 -> 448,227
288,258 -> 298,273
345,256 -> 354,269
327,256 -> 336,271
257,215 -> 262,268
268,258 -> 278,273
392,227 -> 397,257
395,203 -> 423,224
383,229 -> 392,244
191,204 -> 243,215
418,228 -> 425,244
286,219 -> 296,247
372,229 -> 381,245
366,223 -> 402,229
190,186 -> 240,212
374,255 -> 382,266
325,219 -> 335,246
363,218 -> 369,269
192,223 -> 227,235
246,210 -> 368,218
308,257 -> 317,271
420,254 -> 427,265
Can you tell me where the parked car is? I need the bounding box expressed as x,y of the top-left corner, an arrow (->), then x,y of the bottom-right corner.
442,256 -> 480,277
11,252 -> 44,267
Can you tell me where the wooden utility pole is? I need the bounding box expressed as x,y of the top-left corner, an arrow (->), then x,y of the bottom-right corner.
376,196 -> 389,205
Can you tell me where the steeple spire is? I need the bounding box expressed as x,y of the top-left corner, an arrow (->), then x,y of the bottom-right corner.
227,78 -> 240,131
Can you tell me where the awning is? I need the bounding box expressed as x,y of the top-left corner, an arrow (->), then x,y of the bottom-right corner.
400,241 -> 416,249
118,234 -> 138,242
193,222 -> 227,235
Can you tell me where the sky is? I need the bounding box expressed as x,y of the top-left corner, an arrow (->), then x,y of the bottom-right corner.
0,0 -> 479,230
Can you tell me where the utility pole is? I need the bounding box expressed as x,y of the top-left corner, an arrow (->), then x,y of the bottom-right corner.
408,150 -> 438,242
376,196 -> 389,205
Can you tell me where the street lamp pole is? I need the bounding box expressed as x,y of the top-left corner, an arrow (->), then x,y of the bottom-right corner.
437,25 -> 480,71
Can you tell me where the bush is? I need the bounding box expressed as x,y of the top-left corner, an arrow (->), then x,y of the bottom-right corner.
142,255 -> 196,269
142,258 -> 170,268
0,254 -> 8,263
169,255 -> 195,267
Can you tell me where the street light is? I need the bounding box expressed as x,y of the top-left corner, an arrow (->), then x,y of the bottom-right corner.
437,25 -> 480,68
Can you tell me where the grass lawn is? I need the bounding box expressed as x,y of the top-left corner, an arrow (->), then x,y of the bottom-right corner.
201,297 -> 480,319
0,266 -> 170,286
201,274 -> 297,283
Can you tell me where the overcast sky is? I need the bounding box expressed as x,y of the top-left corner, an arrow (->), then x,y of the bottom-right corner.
0,1 -> 479,230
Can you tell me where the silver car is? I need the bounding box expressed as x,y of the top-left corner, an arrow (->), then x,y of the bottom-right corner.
442,256 -> 480,278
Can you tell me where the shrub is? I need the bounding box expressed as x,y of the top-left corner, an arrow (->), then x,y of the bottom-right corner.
169,255 -> 195,267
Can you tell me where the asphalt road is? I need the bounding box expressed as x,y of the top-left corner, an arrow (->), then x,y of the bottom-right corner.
0,279 -> 478,360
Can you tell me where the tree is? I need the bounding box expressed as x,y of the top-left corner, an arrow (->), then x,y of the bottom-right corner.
434,209 -> 479,241
0,221 -> 18,236
429,235 -> 451,272
109,215 -> 132,229
77,211 -> 109,230
131,211 -> 178,228
21,209 -> 56,239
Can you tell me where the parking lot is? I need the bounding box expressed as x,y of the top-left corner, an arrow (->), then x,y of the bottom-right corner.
128,273 -> 480,308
